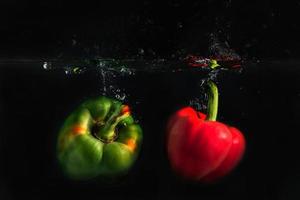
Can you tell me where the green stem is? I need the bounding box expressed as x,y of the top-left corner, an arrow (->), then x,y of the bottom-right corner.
94,104 -> 128,143
206,81 -> 219,121
209,59 -> 220,69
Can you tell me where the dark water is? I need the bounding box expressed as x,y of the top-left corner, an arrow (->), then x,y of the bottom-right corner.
0,60 -> 300,200
1,1 -> 300,59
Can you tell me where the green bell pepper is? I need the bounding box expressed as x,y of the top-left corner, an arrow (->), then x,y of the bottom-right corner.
57,96 -> 143,180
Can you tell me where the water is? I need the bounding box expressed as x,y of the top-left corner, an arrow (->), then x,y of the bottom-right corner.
0,59 -> 300,200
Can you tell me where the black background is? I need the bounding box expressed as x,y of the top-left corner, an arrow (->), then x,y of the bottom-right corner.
0,0 -> 299,59
1,1 -> 300,200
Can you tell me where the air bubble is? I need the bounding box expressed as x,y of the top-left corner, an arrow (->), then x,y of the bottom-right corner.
115,93 -> 126,101
43,62 -> 52,70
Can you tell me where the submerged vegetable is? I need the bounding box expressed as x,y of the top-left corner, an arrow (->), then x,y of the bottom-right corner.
166,81 -> 245,183
57,96 -> 143,180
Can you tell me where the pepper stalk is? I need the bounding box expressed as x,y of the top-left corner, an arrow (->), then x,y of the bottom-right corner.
94,104 -> 130,143
206,81 -> 219,121
206,59 -> 219,121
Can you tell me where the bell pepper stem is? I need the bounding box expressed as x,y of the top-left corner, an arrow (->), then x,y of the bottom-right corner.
206,81 -> 219,121
209,59 -> 220,69
95,104 -> 129,143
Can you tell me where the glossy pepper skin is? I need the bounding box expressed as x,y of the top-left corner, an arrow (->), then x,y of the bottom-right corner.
166,82 -> 245,183
57,96 -> 143,180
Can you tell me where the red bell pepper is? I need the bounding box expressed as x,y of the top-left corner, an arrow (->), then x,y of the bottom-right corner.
166,81 -> 245,183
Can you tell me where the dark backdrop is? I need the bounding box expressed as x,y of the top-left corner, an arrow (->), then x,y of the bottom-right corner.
1,1 -> 300,200
0,0 -> 299,59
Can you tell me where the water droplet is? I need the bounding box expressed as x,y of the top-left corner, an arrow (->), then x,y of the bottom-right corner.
63,66 -> 86,75
99,68 -> 107,94
115,93 -> 126,101
64,67 -> 72,75
208,33 -> 241,61
72,39 -> 77,46
177,22 -> 183,29
271,12 -> 275,17
43,62 -> 52,70
189,97 -> 207,111
138,48 -> 145,55
118,66 -> 135,76
225,0 -> 232,7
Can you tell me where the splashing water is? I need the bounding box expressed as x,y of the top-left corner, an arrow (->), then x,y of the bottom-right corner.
99,68 -> 107,94
41,55 -> 243,112
95,59 -> 136,100
208,33 -> 241,60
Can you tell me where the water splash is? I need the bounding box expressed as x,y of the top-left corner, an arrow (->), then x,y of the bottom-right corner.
95,59 -> 136,101
95,59 -> 136,75
208,33 -> 241,62
119,66 -> 135,76
189,80 -> 208,111
41,59 -> 139,102
99,68 -> 107,95
41,57 -> 243,109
